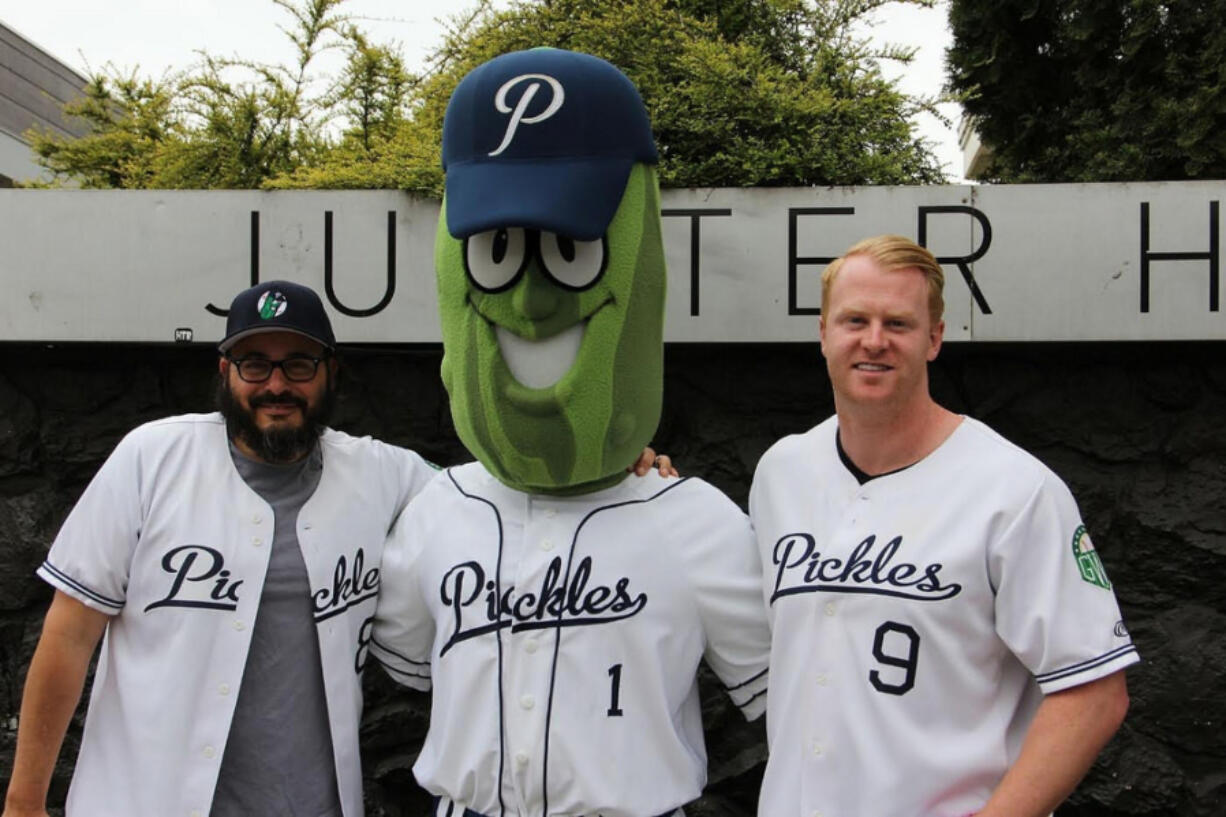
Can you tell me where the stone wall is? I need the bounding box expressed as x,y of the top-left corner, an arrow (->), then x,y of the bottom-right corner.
0,341 -> 1222,816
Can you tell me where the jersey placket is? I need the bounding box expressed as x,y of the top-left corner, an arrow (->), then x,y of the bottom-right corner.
800,482 -> 867,817
501,494 -> 569,814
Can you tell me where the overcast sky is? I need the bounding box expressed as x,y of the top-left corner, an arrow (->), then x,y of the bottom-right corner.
2,0 -> 963,180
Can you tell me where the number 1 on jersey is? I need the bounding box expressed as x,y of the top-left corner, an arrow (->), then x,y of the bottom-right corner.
607,663 -> 624,716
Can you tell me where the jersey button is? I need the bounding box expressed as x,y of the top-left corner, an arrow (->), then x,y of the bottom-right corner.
218,683 -> 231,695
816,674 -> 829,686
824,602 -> 836,617
539,539 -> 554,552
191,811 -> 202,817
233,620 -> 245,631
524,638 -> 539,654
252,514 -> 262,524
812,741 -> 824,757
520,694 -> 535,710
252,537 -> 263,547
544,508 -> 558,518
203,745 -> 216,759
515,751 -> 529,767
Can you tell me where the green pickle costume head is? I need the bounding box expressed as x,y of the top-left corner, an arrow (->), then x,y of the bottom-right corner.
437,48 -> 665,495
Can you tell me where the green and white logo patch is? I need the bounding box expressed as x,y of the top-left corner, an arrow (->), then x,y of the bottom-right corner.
257,291 -> 288,320
1072,524 -> 1111,589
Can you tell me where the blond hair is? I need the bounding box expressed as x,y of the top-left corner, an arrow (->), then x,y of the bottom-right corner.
821,234 -> 945,325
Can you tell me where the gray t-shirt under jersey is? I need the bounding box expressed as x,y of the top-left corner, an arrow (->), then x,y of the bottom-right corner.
211,441 -> 342,817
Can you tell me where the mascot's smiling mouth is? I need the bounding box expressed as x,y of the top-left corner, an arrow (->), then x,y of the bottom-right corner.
495,322 -> 586,389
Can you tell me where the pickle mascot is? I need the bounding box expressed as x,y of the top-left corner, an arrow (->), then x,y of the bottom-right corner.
372,48 -> 771,817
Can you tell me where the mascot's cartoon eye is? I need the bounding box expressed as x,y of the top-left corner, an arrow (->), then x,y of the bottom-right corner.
539,232 -> 607,291
464,228 -> 530,292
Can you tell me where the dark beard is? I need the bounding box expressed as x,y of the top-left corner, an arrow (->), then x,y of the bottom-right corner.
216,373 -> 335,464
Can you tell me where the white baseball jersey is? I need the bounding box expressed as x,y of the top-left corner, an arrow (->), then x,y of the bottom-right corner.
370,462 -> 771,817
750,416 -> 1139,817
37,413 -> 436,817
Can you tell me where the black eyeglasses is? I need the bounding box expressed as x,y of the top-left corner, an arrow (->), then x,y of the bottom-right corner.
226,355 -> 327,383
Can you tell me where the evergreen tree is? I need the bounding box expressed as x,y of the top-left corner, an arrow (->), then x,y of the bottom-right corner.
947,0 -> 1226,182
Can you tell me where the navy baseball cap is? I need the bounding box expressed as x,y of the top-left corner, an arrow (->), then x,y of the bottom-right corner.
218,280 -> 336,352
441,48 -> 658,241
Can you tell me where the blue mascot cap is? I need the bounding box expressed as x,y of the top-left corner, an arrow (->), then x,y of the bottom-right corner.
442,48 -> 658,241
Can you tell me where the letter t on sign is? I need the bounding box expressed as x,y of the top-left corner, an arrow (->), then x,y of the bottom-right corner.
662,209 -> 732,316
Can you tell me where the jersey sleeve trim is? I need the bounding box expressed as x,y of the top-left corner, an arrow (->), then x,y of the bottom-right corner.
1035,644 -> 1139,692
722,667 -> 769,719
37,560 -> 124,612
733,681 -> 768,720
369,635 -> 431,667
724,666 -> 768,692
369,636 -> 433,691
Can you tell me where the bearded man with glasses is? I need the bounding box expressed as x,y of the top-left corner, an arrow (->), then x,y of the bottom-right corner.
2,280 -> 439,817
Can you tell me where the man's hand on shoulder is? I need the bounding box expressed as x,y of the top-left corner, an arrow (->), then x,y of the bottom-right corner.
629,446 -> 679,478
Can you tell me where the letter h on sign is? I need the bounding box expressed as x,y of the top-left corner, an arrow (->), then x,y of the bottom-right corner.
1140,201 -> 1219,312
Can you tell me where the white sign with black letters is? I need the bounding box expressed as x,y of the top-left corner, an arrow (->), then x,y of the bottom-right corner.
1,182 -> 1221,343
